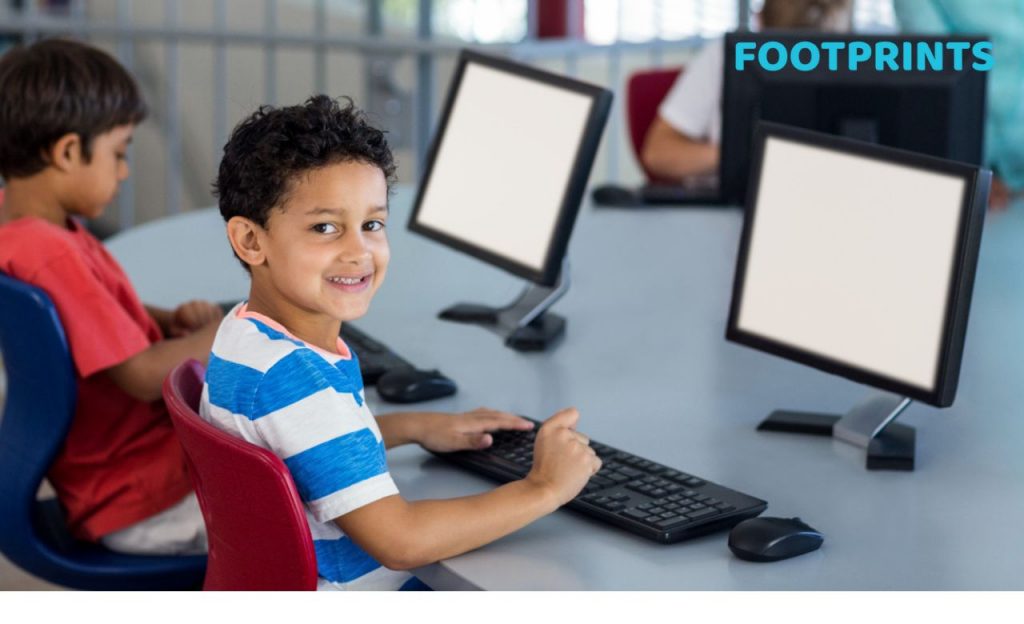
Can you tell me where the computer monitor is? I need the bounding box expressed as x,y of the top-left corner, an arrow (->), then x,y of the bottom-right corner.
720,33 -> 988,205
408,50 -> 612,351
726,122 -> 990,470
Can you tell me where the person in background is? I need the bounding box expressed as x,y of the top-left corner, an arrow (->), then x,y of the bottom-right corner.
894,0 -> 1024,210
641,0 -> 854,183
0,39 -> 215,555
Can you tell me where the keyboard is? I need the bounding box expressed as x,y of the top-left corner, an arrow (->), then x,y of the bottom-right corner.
435,417 -> 767,544
339,323 -> 415,385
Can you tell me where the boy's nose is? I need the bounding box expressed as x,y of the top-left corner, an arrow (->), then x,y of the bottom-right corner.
338,232 -> 371,261
118,161 -> 130,181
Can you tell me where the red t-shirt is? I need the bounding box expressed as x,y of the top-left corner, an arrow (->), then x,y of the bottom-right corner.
0,216 -> 192,540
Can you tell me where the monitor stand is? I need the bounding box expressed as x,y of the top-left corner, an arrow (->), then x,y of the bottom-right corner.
757,391 -> 916,471
438,258 -> 570,352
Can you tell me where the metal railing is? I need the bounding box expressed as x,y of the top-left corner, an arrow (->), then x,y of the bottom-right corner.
0,0 -> 724,229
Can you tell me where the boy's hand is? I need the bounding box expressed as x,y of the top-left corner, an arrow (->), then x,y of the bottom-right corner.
169,300 -> 224,337
525,408 -> 601,507
414,408 -> 534,453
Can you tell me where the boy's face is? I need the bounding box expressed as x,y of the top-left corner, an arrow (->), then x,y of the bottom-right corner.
65,124 -> 133,219
258,160 -> 390,324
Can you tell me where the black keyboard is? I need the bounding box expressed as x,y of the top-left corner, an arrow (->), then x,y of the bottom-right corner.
435,418 -> 767,544
339,323 -> 415,385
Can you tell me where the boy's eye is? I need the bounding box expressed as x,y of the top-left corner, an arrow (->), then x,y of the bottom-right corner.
364,220 -> 386,232
312,223 -> 339,234
115,153 -> 127,161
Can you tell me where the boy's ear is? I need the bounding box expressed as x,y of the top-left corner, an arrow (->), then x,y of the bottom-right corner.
47,133 -> 83,173
226,216 -> 267,268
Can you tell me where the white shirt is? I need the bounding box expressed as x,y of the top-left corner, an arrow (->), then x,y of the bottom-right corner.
657,40 -> 724,144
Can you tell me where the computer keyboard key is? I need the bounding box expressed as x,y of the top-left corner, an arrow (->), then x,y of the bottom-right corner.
653,516 -> 690,530
685,508 -> 719,520
621,509 -> 650,522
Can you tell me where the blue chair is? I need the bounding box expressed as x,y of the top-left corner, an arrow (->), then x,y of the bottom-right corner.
0,272 -> 206,590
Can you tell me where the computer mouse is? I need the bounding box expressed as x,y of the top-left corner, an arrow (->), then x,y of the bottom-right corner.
591,184 -> 642,207
728,516 -> 823,562
376,368 -> 457,404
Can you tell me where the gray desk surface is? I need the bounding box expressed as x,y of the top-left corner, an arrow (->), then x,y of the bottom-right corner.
107,189 -> 1024,590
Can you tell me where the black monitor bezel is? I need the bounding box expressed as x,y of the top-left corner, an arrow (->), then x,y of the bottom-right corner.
720,32 -> 988,206
725,121 -> 989,407
407,49 -> 613,287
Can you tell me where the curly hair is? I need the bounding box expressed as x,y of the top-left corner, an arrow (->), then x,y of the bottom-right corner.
214,95 -> 396,234
0,38 -> 147,179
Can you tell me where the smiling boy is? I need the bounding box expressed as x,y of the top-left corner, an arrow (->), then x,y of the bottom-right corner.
202,95 -> 601,590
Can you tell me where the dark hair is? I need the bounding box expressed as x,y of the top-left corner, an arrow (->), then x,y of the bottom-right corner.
0,38 -> 147,179
214,95 -> 396,235
760,0 -> 853,30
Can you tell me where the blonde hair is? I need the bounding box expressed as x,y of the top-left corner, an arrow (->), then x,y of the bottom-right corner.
760,0 -> 854,31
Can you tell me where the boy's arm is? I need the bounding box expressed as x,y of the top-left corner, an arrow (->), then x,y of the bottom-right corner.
641,117 -> 719,181
336,409 -> 600,570
145,305 -> 174,335
147,300 -> 224,338
103,320 -> 219,402
375,409 -> 533,450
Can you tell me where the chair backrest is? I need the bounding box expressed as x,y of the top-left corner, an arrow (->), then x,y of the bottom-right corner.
0,273 -> 206,589
626,67 -> 683,182
0,273 -> 79,555
164,360 -> 318,590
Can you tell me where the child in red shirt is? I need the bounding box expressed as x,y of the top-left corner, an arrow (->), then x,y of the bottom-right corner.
0,39 -> 216,554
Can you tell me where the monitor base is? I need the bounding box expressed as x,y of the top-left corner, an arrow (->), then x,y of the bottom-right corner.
438,259 -> 570,352
439,304 -> 566,352
757,393 -> 916,471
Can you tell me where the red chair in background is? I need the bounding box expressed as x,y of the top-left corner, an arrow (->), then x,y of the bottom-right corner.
626,67 -> 683,182
163,360 -> 318,591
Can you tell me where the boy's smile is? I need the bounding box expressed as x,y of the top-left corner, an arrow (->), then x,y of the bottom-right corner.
242,160 -> 390,352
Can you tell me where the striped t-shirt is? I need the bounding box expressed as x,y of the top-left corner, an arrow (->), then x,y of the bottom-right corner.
200,303 -> 416,590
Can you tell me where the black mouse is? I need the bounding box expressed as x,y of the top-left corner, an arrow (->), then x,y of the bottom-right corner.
376,368 -> 457,404
591,184 -> 642,207
728,516 -> 823,562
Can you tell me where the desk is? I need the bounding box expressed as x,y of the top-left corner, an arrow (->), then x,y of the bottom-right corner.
108,189 -> 1024,590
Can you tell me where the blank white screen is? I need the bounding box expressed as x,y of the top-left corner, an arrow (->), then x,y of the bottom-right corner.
415,62 -> 593,271
737,137 -> 966,391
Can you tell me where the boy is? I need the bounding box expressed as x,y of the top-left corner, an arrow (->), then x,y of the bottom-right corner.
204,95 -> 601,590
0,39 -> 215,554
641,0 -> 853,181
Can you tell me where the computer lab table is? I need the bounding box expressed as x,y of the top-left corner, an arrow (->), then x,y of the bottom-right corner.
107,188 -> 1024,590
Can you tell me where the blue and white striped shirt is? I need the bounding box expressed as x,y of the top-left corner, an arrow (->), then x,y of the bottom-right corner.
200,303 -> 416,590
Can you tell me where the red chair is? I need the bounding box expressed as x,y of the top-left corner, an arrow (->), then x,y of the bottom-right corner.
163,360 -> 318,591
626,67 -> 683,182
